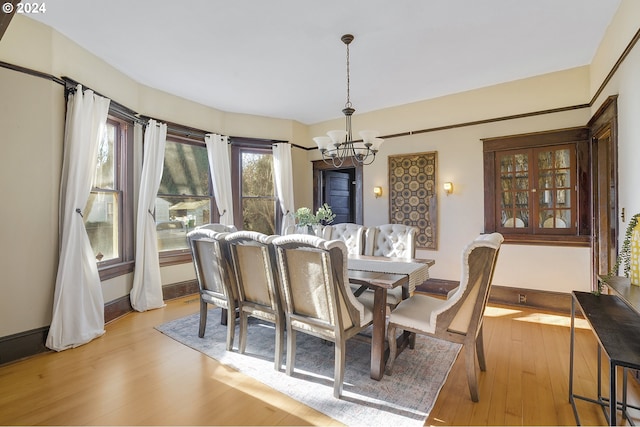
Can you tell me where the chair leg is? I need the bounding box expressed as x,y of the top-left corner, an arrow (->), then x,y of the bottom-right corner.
385,324 -> 398,375
274,318 -> 285,371
334,340 -> 345,398
286,327 -> 296,376
198,300 -> 207,338
464,343 -> 480,402
225,307 -> 236,351
476,325 -> 487,372
238,311 -> 248,354
409,331 -> 416,349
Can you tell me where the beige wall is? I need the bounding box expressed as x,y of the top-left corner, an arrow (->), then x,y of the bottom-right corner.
1,2 -> 640,337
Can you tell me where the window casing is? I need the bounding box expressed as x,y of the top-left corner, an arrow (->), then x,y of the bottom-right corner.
483,127 -> 591,245
231,139 -> 280,234
85,116 -> 134,279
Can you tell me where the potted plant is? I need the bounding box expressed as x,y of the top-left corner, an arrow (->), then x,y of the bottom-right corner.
294,203 -> 336,234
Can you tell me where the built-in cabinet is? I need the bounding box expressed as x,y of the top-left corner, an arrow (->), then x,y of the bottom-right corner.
483,127 -> 591,245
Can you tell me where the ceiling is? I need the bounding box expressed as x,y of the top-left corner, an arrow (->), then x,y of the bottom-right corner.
28,0 -> 621,125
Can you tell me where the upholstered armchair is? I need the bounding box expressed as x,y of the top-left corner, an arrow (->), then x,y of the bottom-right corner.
361,224 -> 418,306
225,231 -> 285,370
385,233 -> 503,402
187,227 -> 238,350
271,234 -> 374,398
327,223 -> 366,255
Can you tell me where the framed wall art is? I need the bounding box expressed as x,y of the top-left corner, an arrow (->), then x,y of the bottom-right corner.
388,151 -> 438,249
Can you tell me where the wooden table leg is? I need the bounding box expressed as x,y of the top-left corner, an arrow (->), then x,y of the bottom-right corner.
370,287 -> 387,380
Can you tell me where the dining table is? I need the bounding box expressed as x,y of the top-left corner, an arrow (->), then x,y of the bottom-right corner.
347,255 -> 435,380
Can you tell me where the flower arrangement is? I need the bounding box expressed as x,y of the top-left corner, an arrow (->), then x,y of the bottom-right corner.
294,203 -> 336,227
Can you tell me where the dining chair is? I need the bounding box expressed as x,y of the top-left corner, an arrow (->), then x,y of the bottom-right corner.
385,232 -> 503,402
361,224 -> 418,307
271,234 -> 374,398
225,231 -> 285,370
328,223 -> 366,255
187,227 -> 238,350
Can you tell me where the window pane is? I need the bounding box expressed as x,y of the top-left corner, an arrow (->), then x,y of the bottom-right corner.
156,196 -> 211,251
93,123 -> 115,189
242,198 -> 276,234
159,140 -> 209,196
242,152 -> 274,196
85,191 -> 119,261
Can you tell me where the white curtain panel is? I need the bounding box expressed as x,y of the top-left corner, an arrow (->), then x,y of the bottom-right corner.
132,122 -> 143,240
204,134 -> 234,227
46,85 -> 110,351
272,143 -> 295,234
130,119 -> 167,312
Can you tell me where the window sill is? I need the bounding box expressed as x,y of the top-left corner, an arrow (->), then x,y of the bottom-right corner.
98,260 -> 135,281
159,249 -> 193,267
500,234 -> 591,247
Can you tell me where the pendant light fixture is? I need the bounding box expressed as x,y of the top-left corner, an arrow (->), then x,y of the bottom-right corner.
313,34 -> 383,167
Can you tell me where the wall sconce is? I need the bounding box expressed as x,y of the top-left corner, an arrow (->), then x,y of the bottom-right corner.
373,186 -> 383,198
443,182 -> 454,195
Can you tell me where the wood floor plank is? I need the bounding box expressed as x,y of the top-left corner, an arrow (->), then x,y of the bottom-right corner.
1,297 -> 639,426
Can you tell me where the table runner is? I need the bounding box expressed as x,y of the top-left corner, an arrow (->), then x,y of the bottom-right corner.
348,258 -> 430,293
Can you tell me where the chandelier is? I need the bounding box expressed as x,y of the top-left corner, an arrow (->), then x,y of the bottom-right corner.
313,34 -> 383,167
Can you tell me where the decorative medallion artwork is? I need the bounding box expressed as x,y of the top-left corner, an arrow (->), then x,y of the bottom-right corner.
388,151 -> 437,249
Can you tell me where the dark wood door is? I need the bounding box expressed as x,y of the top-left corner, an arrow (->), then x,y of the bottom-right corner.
312,160 -> 363,225
324,170 -> 353,223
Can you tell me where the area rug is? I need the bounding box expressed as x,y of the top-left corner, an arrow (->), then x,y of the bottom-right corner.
156,308 -> 461,426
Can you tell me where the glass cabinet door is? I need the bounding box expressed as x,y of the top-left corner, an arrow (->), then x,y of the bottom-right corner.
498,151 -> 530,229
536,146 -> 572,230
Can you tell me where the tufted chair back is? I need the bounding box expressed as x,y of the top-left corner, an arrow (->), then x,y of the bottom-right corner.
364,224 -> 417,259
328,223 -> 366,255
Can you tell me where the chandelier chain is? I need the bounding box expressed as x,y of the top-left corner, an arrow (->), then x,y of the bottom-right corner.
345,42 -> 351,109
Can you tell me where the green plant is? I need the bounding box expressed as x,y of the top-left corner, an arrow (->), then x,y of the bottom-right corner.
294,204 -> 336,227
294,207 -> 317,227
315,203 -> 336,224
599,213 -> 640,294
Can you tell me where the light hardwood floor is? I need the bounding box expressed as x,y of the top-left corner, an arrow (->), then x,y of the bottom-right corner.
1,294 -> 639,426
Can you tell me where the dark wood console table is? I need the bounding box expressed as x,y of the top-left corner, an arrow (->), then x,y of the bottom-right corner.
569,290 -> 640,425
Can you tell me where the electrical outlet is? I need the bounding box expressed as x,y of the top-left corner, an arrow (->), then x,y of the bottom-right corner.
518,294 -> 527,304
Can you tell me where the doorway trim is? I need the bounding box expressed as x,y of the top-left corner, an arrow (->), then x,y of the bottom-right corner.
312,160 -> 363,225
588,95 -> 618,291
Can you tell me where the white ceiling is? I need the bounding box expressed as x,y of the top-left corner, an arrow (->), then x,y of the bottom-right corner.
28,0 -> 621,124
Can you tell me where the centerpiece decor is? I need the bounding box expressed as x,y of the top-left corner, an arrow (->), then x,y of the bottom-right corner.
294,204 -> 336,234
